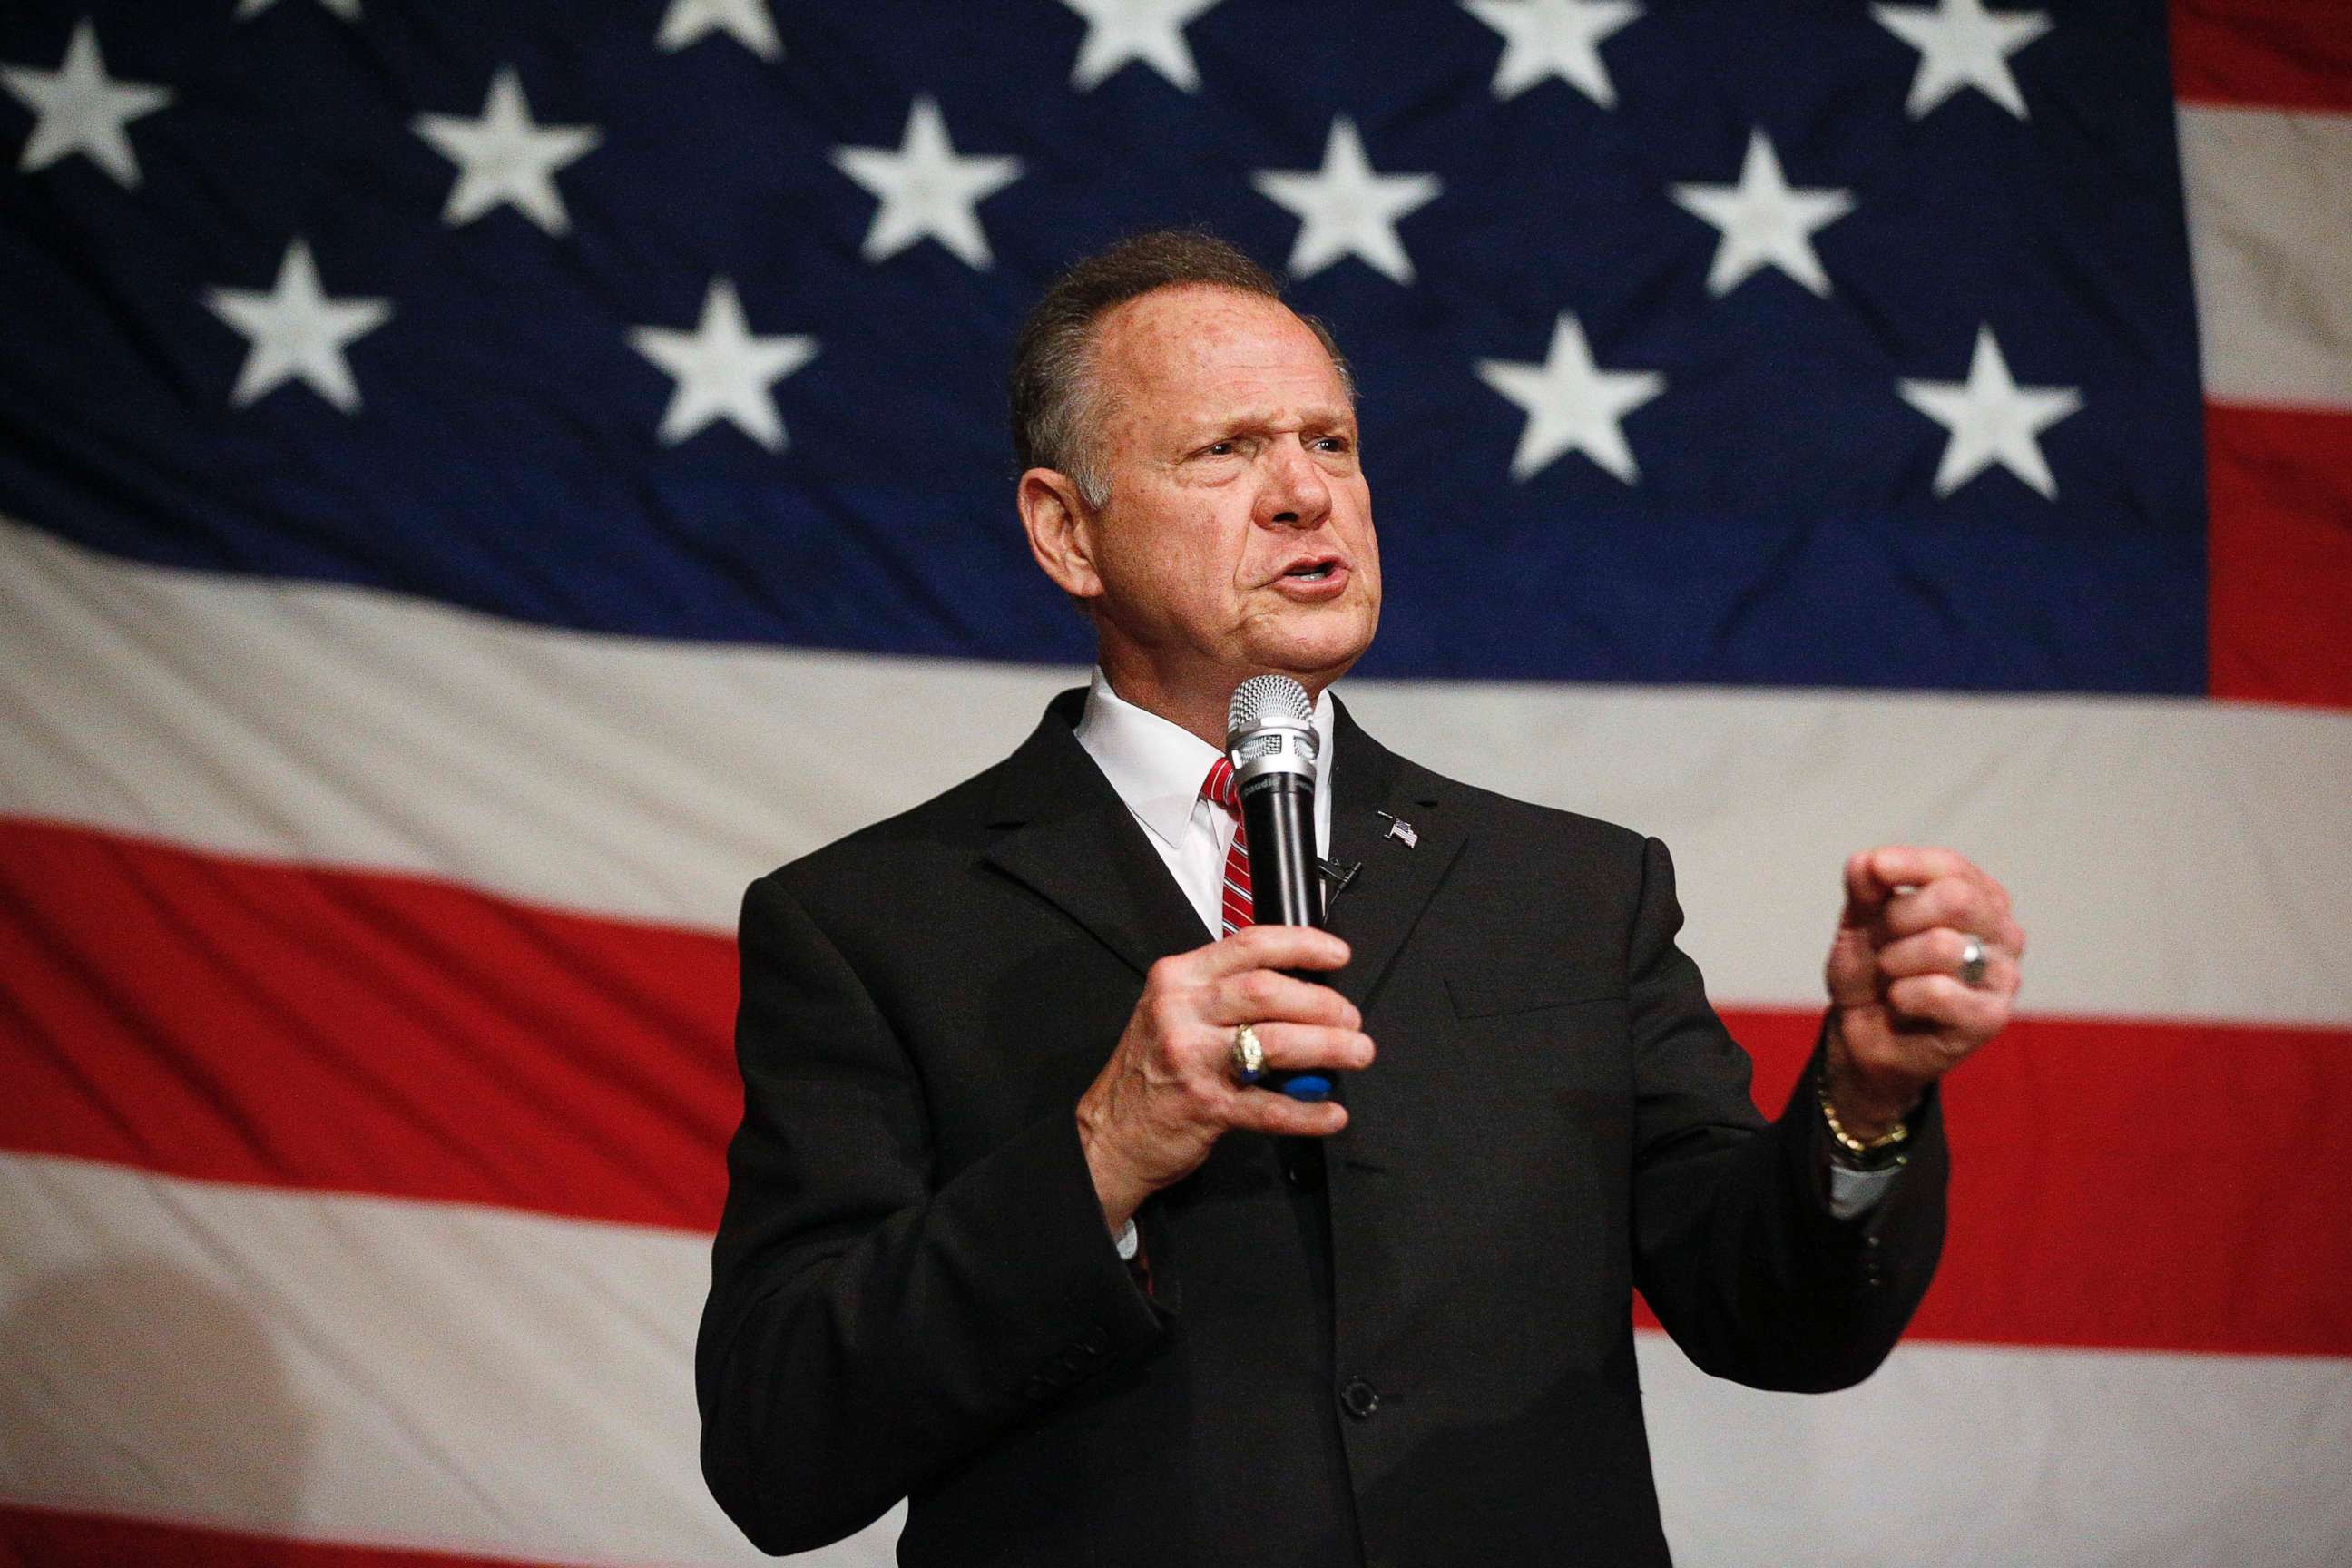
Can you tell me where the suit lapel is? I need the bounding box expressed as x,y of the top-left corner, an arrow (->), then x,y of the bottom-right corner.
979,691 -> 1468,999
1323,700 -> 1468,1013
980,690 -> 1211,978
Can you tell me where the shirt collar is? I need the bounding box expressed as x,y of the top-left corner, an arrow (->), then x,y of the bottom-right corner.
1074,667 -> 1337,849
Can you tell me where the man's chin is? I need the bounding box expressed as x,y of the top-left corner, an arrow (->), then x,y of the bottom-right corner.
1245,615 -> 1377,689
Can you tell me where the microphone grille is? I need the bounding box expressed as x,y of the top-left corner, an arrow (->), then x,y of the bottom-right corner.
1228,674 -> 1313,736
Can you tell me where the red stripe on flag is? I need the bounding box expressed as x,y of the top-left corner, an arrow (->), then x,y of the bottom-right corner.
6,818 -> 2349,1355
1632,1007 -> 2352,1357
2205,402 -> 2352,708
0,816 -> 736,1232
2170,0 -> 2352,112
0,1506 -> 534,1567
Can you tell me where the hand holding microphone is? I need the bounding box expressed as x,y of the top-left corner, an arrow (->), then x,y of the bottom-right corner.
1073,675 -> 1370,1232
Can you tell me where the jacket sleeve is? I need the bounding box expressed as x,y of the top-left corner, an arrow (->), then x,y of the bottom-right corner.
696,872 -> 1171,1554
1623,836 -> 1947,1393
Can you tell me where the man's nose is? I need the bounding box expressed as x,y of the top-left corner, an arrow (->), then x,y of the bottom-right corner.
1255,437 -> 1332,530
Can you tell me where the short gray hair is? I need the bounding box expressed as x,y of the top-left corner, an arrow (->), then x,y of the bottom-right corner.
1008,230 -> 1353,509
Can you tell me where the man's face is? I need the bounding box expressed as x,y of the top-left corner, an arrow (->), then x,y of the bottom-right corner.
1080,285 -> 1380,697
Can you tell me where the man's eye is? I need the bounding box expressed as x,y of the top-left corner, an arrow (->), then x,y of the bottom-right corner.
1203,441 -> 1235,456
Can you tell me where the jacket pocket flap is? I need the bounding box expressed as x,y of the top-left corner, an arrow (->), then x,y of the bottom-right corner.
1446,974 -> 1626,1020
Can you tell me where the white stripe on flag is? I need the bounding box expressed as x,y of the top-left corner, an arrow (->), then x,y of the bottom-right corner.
5,1153 -> 2345,1566
1639,1332 -> 2352,1567
0,1152 -> 889,1566
2180,103 -> 2352,412
5,516 -> 2348,1024
1337,679 -> 2352,1026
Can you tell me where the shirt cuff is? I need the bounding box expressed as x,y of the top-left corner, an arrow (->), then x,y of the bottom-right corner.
1826,1159 -> 1903,1220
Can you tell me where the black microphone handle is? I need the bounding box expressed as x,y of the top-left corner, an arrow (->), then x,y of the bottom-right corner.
1237,771 -> 1334,1102
1239,771 -> 1326,928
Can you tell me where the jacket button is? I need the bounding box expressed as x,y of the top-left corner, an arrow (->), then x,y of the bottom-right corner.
1338,1377 -> 1380,1419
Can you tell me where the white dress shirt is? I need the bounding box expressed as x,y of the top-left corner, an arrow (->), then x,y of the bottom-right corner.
1073,667 -> 1335,939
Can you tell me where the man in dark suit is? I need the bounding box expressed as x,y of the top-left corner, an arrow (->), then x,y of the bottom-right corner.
697,231 -> 2025,1565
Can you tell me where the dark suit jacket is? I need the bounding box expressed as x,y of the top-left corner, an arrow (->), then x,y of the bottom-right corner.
699,691 -> 1946,1566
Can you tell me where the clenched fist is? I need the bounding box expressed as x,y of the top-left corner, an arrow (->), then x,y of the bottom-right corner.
1824,846 -> 2026,1137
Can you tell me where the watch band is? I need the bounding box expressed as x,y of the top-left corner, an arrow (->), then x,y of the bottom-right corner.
1818,1082 -> 1910,1168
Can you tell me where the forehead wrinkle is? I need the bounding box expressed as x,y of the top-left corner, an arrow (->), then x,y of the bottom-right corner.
1095,286 -> 1350,416
1183,402 -> 1356,440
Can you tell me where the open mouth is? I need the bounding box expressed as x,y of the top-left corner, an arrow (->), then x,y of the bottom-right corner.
1282,558 -> 1341,583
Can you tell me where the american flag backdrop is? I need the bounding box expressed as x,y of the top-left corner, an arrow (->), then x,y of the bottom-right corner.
2,0 -> 2347,1562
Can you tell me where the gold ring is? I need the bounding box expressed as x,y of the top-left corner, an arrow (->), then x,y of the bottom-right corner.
1230,1023 -> 1266,1083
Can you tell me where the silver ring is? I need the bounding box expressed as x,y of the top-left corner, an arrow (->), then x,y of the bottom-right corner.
1959,936 -> 1989,988
1230,1023 -> 1265,1084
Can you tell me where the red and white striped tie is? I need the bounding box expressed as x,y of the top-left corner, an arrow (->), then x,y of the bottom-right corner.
1201,757 -> 1252,936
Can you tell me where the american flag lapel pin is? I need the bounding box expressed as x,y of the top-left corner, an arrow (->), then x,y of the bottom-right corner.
1377,811 -> 1418,848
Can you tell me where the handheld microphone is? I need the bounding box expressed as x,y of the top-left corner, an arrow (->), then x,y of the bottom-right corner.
1226,675 -> 1333,1102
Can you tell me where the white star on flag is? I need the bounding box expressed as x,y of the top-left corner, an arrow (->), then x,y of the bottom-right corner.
205,240 -> 394,414
1898,325 -> 2082,498
2,20 -> 173,189
656,0 -> 781,61
1462,0 -> 1642,109
630,278 -> 817,452
413,68 -> 602,236
832,97 -> 1024,270
1476,313 -> 1665,485
1061,0 -> 1225,92
1872,0 -> 2052,120
1671,130 -> 1856,298
1251,117 -> 1442,285
236,0 -> 362,19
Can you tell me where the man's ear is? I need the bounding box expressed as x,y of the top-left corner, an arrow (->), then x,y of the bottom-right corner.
1018,467 -> 1103,602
